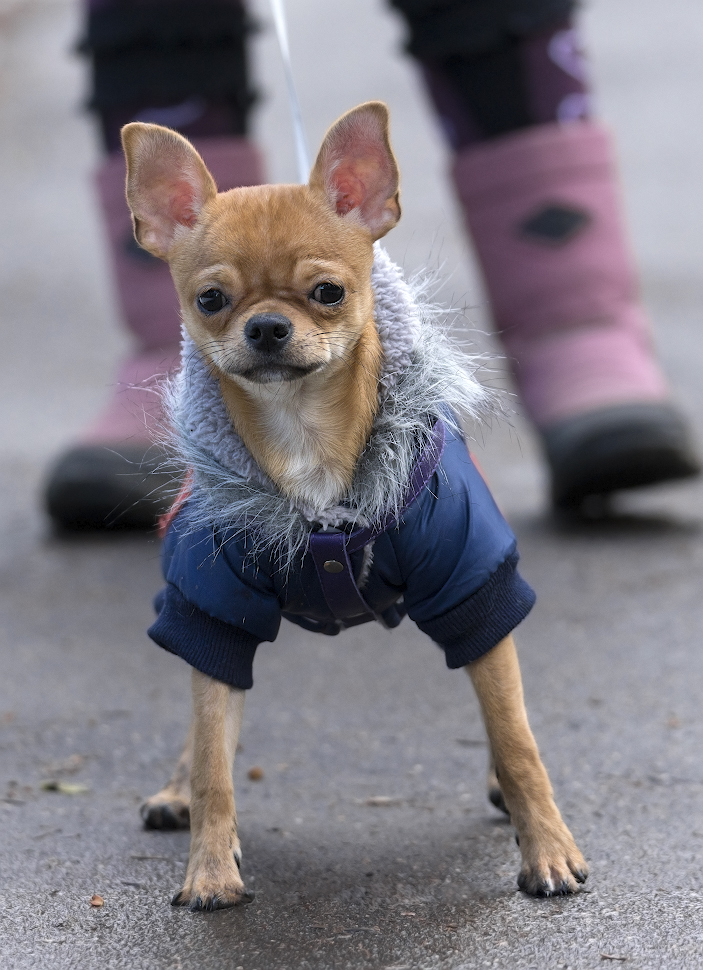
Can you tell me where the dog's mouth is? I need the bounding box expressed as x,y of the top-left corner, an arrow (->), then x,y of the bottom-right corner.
235,362 -> 322,384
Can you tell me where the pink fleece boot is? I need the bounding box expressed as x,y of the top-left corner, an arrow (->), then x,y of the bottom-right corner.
45,137 -> 265,529
453,121 -> 699,508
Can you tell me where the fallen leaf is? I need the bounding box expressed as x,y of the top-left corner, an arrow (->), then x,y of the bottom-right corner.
247,766 -> 264,781
89,894 -> 104,908
41,780 -> 90,795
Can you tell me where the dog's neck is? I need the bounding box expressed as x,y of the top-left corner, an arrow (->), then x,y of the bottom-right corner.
217,320 -> 382,509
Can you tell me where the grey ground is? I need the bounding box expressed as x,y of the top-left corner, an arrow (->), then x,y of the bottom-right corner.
1,0 -> 703,967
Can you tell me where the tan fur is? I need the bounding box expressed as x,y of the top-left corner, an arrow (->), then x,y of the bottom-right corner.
170,672 -> 249,909
467,636 -> 588,894
188,186 -> 384,503
126,103 -> 587,910
123,106 -> 393,507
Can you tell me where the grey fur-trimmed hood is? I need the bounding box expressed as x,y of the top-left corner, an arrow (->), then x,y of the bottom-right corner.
163,244 -> 496,565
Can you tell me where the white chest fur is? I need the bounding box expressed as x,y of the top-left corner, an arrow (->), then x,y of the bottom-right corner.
248,379 -> 347,511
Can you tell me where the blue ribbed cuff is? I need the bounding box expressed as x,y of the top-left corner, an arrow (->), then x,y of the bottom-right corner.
416,554 -> 536,667
148,584 -> 260,689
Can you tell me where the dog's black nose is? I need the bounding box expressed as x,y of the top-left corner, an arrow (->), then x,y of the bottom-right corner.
244,313 -> 292,353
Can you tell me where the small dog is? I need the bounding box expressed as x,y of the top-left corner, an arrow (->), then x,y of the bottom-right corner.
122,102 -> 588,910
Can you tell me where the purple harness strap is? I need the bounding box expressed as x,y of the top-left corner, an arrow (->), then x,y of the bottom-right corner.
308,419 -> 446,625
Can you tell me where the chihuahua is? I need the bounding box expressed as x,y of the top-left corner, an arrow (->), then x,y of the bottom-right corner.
122,102 -> 587,910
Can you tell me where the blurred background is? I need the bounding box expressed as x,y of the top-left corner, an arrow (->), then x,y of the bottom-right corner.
1,0 -> 703,966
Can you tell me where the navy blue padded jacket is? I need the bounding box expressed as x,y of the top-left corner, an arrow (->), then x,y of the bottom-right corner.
148,424 -> 535,689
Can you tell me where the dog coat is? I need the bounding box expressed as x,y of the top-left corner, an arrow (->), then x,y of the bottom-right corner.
149,246 -> 535,689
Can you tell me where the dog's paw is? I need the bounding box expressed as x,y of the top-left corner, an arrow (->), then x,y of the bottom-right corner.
141,792 -> 190,830
172,885 -> 255,912
486,763 -> 509,816
516,830 -> 588,897
488,782 -> 509,816
172,855 -> 253,912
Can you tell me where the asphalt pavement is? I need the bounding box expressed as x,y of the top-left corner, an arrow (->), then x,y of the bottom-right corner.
1,1 -> 703,967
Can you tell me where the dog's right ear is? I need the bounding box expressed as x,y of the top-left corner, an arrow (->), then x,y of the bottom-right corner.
121,123 -> 217,260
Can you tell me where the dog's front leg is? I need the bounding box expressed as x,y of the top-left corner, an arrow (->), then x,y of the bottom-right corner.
467,635 -> 588,896
172,669 -> 253,911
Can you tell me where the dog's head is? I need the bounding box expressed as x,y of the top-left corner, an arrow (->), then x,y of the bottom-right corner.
121,102 -> 400,388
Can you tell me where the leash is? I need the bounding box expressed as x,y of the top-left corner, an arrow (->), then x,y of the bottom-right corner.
268,0 -> 311,183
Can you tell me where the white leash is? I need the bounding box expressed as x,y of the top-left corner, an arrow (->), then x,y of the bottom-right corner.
268,0 -> 311,183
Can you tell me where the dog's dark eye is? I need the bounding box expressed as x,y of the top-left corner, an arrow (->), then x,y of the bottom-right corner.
197,289 -> 227,313
311,282 -> 344,305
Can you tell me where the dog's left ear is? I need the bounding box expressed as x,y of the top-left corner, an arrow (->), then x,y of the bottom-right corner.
121,123 -> 217,260
309,102 -> 400,240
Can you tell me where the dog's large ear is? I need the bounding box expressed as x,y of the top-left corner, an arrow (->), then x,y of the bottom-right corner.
121,123 -> 217,259
309,102 -> 400,240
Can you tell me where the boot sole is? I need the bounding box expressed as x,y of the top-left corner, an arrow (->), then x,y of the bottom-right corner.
543,402 -> 700,510
45,445 -> 178,530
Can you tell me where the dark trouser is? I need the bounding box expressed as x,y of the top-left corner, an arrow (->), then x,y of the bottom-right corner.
81,0 -> 588,153
82,0 -> 254,151
67,0 -> 698,521
391,0 -> 588,149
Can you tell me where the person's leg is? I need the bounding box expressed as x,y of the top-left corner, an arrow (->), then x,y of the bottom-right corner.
390,0 -> 699,509
45,0 -> 265,529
